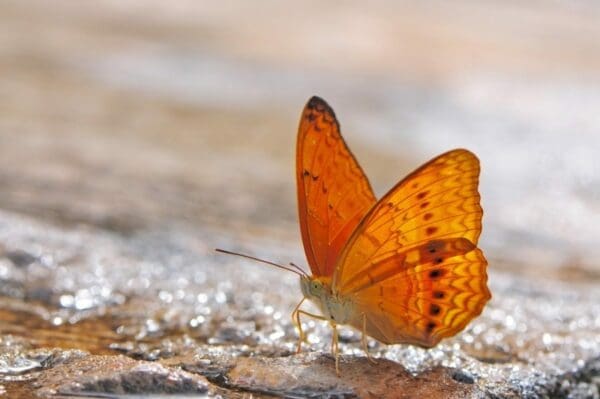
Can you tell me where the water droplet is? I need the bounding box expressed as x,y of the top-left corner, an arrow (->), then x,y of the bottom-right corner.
215,291 -> 227,304
74,289 -> 94,310
145,319 -> 160,333
189,315 -> 205,328
197,293 -> 208,304
59,294 -> 75,308
542,333 -> 552,346
159,290 -> 173,303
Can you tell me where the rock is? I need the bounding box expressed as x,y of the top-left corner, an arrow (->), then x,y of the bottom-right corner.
227,354 -> 480,398
34,354 -> 210,397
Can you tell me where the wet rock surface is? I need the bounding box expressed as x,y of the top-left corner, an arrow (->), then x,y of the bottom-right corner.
1,1 -> 600,398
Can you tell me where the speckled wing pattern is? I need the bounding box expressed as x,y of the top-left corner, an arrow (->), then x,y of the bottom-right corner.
333,149 -> 491,346
297,97 -> 376,278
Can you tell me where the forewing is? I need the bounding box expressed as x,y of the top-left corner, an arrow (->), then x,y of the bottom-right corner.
333,149 -> 490,345
297,97 -> 376,277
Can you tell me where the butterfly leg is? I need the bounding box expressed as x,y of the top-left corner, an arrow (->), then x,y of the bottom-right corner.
295,308 -> 341,375
294,307 -> 327,354
291,298 -> 306,353
362,313 -> 377,364
331,323 -> 340,376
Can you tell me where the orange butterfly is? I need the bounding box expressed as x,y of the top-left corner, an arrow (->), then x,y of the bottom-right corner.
219,96 -> 491,373
293,96 -> 490,371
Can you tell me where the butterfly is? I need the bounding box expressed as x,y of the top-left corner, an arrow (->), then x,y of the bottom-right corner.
218,96 -> 491,374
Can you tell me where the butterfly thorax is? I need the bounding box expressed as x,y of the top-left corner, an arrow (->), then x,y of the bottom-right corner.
300,276 -> 354,324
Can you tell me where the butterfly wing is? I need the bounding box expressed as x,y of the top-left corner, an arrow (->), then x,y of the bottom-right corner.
333,149 -> 490,346
350,246 -> 489,347
297,97 -> 376,277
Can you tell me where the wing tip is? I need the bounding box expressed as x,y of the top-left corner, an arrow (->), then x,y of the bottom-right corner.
306,96 -> 336,117
446,148 -> 481,165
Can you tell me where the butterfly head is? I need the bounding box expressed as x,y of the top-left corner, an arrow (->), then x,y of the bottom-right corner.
299,275 -> 331,300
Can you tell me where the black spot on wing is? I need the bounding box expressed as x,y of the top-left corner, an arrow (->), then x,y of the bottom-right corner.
426,321 -> 436,333
433,291 -> 445,299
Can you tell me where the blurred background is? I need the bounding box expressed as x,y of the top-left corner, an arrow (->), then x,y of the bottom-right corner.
1,1 -> 599,397
2,0 -> 599,273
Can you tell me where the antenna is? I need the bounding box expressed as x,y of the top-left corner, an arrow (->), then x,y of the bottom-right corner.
215,248 -> 307,277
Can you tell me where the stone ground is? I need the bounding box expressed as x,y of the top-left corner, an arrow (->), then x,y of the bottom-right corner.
1,1 -> 600,398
